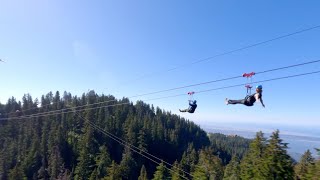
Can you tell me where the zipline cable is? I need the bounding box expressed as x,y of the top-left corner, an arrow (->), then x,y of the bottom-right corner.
196,70 -> 320,94
76,113 -> 191,180
130,59 -> 320,98
3,25 -> 319,105
131,25 -> 320,81
7,59 -> 320,116
1,70 -> 319,121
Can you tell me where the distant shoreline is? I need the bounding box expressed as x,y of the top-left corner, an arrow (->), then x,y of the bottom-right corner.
203,126 -> 320,161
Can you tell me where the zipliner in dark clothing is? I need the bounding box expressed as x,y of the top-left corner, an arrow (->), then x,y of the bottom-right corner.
180,100 -> 197,113
227,93 -> 262,107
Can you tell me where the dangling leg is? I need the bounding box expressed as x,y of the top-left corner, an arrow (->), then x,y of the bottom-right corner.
226,98 -> 246,105
179,109 -> 188,112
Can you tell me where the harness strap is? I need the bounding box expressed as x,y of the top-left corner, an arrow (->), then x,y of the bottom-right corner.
243,71 -> 255,95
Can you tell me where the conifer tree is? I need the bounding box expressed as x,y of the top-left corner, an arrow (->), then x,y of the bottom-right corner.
138,129 -> 148,153
223,156 -> 240,180
89,168 -> 98,180
180,143 -> 197,177
8,165 -> 26,180
138,165 -> 148,180
22,137 -> 42,179
48,146 -> 64,179
104,161 -> 121,180
37,157 -> 49,180
306,148 -> 320,180
192,165 -> 208,180
0,148 -> 9,180
119,147 -> 137,179
309,160 -> 320,178
152,162 -> 170,180
95,146 -> 111,178
295,150 -> 314,180
191,148 -> 223,180
171,161 -> 183,180
240,131 -> 267,179
263,130 -> 294,179
74,125 -> 96,180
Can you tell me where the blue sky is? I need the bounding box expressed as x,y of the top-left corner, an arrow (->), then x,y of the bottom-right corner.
0,0 -> 319,135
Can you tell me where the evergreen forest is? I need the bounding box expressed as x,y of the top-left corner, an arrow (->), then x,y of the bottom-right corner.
0,90 -> 319,179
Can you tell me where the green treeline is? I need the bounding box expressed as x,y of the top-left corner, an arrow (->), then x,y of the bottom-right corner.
0,90 -> 319,179
208,133 -> 251,165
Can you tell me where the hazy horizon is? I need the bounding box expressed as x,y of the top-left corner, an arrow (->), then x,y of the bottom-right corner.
197,121 -> 320,160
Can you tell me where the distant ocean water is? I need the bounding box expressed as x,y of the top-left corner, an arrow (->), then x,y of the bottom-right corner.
198,122 -> 320,161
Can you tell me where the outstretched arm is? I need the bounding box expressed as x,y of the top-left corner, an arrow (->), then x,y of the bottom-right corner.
255,94 -> 265,108
259,97 -> 265,108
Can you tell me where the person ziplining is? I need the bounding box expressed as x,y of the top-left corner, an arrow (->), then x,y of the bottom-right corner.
225,72 -> 265,107
226,85 -> 265,107
179,92 -> 198,113
179,100 -> 197,113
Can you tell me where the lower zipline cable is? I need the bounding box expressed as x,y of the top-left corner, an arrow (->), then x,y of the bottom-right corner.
1,70 -> 319,121
7,59 -> 320,116
76,113 -> 192,180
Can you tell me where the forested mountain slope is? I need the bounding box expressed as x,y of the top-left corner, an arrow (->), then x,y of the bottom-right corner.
0,90 -> 318,179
